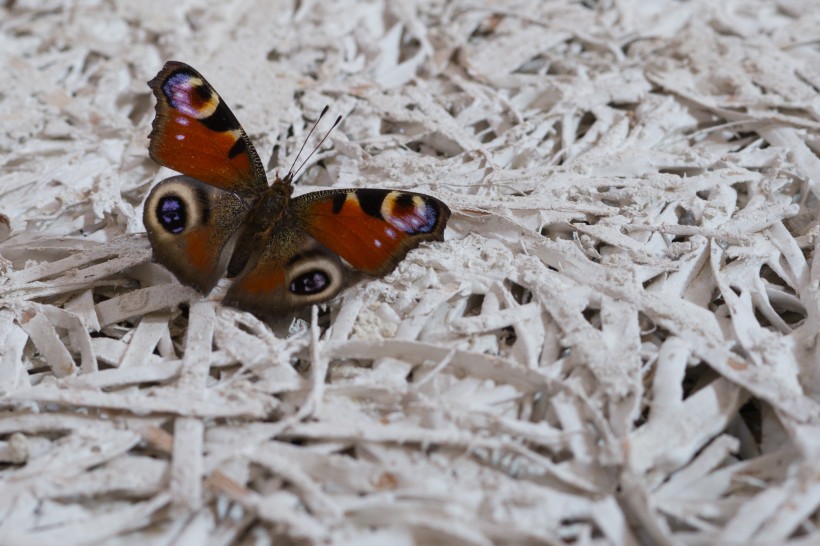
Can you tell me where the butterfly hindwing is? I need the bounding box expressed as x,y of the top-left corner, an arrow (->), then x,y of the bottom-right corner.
292,188 -> 451,275
143,175 -> 250,293
147,61 -> 267,198
222,227 -> 347,315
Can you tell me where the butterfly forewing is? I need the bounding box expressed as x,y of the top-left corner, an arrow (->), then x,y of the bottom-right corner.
292,188 -> 451,276
148,61 -> 267,198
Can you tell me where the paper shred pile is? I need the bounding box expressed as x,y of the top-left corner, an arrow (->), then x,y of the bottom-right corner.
1,0 -> 819,544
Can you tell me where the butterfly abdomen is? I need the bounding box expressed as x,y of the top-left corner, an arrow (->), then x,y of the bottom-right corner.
225,184 -> 293,278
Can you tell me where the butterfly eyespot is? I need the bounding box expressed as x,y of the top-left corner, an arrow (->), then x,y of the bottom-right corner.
194,83 -> 212,101
162,71 -> 220,120
290,270 -> 331,295
380,192 -> 438,234
156,195 -> 188,234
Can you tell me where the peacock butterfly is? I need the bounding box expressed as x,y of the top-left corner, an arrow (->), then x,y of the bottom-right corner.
143,61 -> 450,315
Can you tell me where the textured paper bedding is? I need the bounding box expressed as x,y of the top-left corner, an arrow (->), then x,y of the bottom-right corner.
1,0 -> 819,544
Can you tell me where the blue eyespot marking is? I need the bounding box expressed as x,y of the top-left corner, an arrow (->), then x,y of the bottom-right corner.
290,270 -> 330,295
390,203 -> 437,234
413,203 -> 437,233
156,196 -> 187,234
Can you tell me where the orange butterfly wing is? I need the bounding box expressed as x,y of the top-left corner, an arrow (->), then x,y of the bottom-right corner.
147,61 -> 267,198
293,189 -> 451,276
223,227 -> 347,315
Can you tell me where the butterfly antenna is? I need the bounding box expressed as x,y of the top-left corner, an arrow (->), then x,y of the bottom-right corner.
286,105 -> 330,179
291,111 -> 343,181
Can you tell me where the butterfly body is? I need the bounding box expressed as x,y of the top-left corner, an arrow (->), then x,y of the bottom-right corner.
143,61 -> 450,315
225,178 -> 293,275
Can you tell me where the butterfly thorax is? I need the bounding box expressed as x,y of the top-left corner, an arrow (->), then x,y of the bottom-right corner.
226,181 -> 292,277
246,182 -> 292,232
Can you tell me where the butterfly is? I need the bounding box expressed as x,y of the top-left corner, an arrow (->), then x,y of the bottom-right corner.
142,61 -> 450,315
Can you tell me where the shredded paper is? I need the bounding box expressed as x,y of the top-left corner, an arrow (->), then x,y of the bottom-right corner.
1,0 -> 819,544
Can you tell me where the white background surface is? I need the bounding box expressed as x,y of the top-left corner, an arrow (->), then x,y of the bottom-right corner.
1,0 -> 819,544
